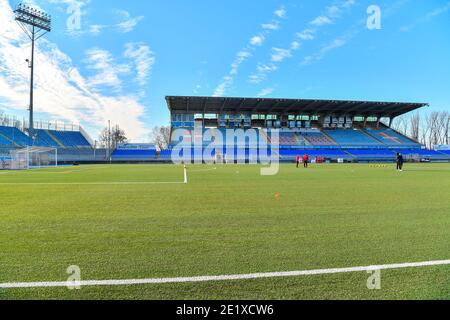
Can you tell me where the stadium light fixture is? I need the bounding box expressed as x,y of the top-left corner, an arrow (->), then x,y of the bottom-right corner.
14,3 -> 52,135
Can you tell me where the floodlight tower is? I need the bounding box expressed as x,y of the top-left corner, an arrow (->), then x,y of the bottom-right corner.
14,3 -> 51,134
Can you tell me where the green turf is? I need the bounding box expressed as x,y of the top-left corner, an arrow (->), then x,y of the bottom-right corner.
0,163 -> 449,300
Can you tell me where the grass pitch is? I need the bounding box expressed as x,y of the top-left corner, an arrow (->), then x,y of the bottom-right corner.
0,163 -> 449,300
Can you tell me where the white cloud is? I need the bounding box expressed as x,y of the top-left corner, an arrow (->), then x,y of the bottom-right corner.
256,63 -> 278,73
301,38 -> 348,65
297,29 -> 315,40
250,35 -> 265,46
323,38 -> 347,51
274,6 -> 287,18
248,63 -> 277,84
257,87 -> 274,97
85,48 -> 130,90
116,15 -> 144,33
271,48 -> 292,62
290,41 -> 301,50
79,9 -> 144,36
310,15 -> 333,26
213,76 -> 232,97
213,6 -> 285,97
89,25 -> 106,35
229,50 -> 251,76
400,1 -> 450,32
262,22 -> 280,30
248,0 -> 358,88
193,84 -> 202,94
426,1 -> 450,18
248,74 -> 266,84
124,42 -> 155,86
326,5 -> 341,18
0,0 -> 148,140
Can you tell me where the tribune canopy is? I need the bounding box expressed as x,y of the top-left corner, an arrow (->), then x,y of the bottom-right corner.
166,96 -> 428,118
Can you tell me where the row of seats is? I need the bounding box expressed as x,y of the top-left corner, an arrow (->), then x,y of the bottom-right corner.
279,149 -> 348,158
346,149 -> 396,158
278,132 -> 310,146
324,129 -> 380,146
171,129 -> 340,147
32,130 -> 60,148
0,126 -> 31,146
169,128 -> 422,148
51,131 -> 91,148
0,126 -> 91,148
302,132 -> 336,146
366,129 -> 418,146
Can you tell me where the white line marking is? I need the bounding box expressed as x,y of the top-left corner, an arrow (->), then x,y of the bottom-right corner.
1,259 -> 449,289
0,182 -> 186,186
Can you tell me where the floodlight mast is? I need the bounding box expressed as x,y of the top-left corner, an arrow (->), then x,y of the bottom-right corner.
14,3 -> 52,137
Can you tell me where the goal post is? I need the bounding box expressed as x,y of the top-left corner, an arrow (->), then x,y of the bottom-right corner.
9,147 -> 58,170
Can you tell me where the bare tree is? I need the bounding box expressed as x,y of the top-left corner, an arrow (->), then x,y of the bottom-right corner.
99,125 -> 128,149
409,112 -> 420,142
429,112 -> 441,148
444,112 -> 450,145
392,115 -> 410,135
437,111 -> 449,145
150,126 -> 171,150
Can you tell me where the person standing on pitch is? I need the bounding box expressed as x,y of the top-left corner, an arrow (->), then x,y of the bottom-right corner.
303,154 -> 309,168
296,155 -> 301,168
396,153 -> 404,171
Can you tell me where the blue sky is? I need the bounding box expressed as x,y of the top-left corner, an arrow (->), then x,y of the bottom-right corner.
0,0 -> 449,141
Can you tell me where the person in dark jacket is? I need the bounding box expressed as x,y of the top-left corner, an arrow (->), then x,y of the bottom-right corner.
396,153 -> 404,171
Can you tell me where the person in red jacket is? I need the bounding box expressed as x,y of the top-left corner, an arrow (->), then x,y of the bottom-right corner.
296,155 -> 300,168
303,154 -> 309,168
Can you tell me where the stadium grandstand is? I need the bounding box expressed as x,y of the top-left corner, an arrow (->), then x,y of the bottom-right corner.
161,96 -> 450,163
0,116 -> 108,165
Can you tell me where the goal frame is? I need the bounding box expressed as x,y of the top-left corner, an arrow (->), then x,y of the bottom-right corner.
9,147 -> 58,170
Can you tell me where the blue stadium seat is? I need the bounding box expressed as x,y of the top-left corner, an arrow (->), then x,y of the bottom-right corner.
279,149 -> 349,159
346,149 -> 396,159
0,126 -> 31,146
31,130 -> 60,147
301,132 -> 336,146
367,129 -> 420,146
324,129 -> 381,146
50,131 -> 91,148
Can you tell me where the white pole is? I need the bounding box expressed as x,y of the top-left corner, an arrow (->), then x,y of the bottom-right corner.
55,148 -> 58,167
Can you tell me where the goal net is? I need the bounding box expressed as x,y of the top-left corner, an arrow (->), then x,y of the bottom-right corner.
9,147 -> 58,170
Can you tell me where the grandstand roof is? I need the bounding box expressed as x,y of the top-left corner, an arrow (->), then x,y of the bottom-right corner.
166,96 -> 428,118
